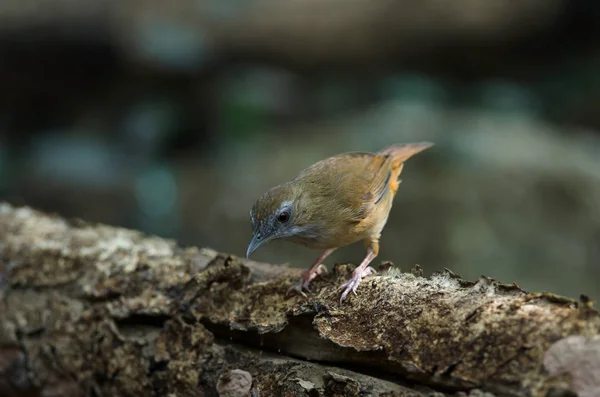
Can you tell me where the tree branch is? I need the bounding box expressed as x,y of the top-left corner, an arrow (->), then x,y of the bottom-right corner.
0,202 -> 598,396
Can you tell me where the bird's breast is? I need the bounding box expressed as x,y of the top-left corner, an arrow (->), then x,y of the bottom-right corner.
286,234 -> 331,249
284,223 -> 353,250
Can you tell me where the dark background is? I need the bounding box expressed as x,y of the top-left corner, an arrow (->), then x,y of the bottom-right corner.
1,0 -> 599,300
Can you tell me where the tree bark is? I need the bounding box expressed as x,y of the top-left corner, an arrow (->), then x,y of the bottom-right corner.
0,202 -> 598,397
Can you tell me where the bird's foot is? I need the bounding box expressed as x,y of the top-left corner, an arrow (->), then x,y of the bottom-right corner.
338,266 -> 376,303
286,264 -> 328,298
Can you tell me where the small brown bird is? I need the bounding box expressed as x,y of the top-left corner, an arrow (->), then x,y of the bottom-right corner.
246,142 -> 433,303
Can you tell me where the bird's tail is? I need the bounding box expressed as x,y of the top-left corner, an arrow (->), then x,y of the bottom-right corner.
378,142 -> 434,170
378,142 -> 433,195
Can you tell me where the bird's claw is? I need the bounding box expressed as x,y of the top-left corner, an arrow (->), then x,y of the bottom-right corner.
286,264 -> 328,298
286,283 -> 309,298
339,266 -> 376,303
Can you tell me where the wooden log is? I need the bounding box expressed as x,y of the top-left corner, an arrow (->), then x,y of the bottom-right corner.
0,202 -> 598,396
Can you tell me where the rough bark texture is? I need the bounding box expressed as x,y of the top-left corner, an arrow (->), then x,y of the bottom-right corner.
0,202 -> 598,397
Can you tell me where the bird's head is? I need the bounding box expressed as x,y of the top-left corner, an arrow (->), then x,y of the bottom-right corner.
246,183 -> 308,258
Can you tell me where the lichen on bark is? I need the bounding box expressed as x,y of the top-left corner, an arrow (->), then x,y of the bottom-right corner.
0,203 -> 598,396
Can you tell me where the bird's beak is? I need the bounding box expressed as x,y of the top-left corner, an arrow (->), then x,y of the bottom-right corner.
246,232 -> 264,258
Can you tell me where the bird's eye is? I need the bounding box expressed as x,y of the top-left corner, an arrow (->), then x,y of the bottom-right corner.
277,211 -> 290,223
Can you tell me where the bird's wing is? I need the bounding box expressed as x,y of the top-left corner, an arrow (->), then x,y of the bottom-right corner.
295,152 -> 393,223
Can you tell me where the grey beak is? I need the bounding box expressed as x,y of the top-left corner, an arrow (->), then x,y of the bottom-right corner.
246,232 -> 263,258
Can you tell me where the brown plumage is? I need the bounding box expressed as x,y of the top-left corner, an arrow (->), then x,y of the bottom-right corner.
246,142 -> 433,302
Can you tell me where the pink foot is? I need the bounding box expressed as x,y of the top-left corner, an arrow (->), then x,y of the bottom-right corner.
339,266 -> 376,303
286,264 -> 327,297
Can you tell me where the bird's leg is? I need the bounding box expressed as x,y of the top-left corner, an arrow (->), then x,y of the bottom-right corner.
287,248 -> 337,297
339,238 -> 379,303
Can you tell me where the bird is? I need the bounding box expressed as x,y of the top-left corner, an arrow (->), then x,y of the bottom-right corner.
246,142 -> 433,303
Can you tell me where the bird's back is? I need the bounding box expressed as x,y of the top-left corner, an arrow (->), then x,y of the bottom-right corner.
293,151 -> 390,215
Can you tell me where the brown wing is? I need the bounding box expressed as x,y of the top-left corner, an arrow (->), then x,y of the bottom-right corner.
293,151 -> 392,224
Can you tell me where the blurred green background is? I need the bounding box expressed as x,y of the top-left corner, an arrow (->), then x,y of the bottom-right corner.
1,0 -> 599,300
